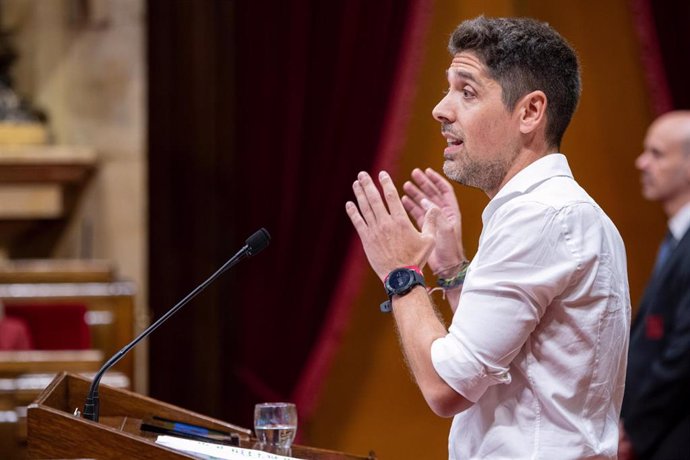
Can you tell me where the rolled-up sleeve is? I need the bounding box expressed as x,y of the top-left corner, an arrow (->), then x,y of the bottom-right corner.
432,200 -> 583,401
432,331 -> 511,402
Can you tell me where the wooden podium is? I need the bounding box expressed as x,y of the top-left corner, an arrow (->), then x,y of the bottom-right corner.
27,373 -> 374,460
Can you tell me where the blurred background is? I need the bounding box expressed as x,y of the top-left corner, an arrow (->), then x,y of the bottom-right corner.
0,0 -> 688,458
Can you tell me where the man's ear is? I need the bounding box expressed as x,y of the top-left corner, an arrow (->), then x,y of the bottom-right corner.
517,90 -> 547,135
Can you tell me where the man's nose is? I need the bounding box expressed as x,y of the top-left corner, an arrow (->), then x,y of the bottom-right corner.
432,95 -> 454,124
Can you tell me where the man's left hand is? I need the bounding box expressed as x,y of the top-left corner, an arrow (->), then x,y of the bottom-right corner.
345,170 -> 439,281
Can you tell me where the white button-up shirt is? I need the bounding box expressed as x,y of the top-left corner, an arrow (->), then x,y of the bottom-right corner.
431,154 -> 631,459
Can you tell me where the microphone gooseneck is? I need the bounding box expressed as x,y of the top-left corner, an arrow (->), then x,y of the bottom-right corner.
82,228 -> 271,422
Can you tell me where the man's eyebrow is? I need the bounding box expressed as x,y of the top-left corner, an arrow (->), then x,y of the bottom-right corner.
446,68 -> 481,85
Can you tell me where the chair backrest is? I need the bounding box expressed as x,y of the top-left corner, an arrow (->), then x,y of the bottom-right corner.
0,316 -> 33,350
0,266 -> 137,387
4,303 -> 90,350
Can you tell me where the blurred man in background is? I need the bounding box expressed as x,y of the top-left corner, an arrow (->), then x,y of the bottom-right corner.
620,111 -> 690,460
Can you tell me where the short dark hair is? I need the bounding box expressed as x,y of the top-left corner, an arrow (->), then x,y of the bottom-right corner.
450,16 -> 581,148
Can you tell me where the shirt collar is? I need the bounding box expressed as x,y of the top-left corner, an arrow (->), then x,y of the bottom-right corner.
668,201 -> 690,241
482,153 -> 574,225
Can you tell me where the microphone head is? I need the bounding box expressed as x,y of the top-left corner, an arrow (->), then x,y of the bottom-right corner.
246,228 -> 271,255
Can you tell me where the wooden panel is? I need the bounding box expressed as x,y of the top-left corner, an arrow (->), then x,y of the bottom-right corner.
0,281 -> 137,387
29,406 -> 195,460
0,145 -> 97,259
0,259 -> 115,283
0,267 -> 136,460
0,185 -> 61,218
0,351 -> 124,460
0,145 -> 96,183
0,350 -> 103,375
28,373 -> 373,460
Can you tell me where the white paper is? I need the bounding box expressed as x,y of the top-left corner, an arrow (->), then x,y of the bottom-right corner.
156,435 -> 299,460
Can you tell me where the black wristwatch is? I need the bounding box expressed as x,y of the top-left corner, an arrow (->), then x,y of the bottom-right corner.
380,266 -> 426,313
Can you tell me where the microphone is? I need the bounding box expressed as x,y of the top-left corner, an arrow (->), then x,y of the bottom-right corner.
81,228 -> 271,422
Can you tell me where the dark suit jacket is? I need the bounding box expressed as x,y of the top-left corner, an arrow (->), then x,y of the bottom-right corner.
622,226 -> 690,459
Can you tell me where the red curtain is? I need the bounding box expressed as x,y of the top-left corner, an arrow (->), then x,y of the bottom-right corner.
227,0 -> 433,426
148,0 -> 433,430
631,0 -> 690,111
291,0 -> 434,418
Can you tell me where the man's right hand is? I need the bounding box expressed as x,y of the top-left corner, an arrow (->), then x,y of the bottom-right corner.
402,167 -> 466,277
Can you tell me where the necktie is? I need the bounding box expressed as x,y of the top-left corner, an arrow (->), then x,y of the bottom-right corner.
653,230 -> 677,274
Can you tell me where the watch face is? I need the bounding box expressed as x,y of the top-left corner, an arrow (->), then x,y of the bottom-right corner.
389,269 -> 414,290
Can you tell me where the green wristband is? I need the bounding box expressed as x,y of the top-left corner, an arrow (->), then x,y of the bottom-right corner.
436,261 -> 470,289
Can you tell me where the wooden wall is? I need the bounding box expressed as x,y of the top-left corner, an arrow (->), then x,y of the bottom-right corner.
7,0 -> 148,392
306,1 -> 657,458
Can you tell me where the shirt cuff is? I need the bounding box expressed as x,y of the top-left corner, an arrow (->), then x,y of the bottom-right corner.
431,334 -> 511,403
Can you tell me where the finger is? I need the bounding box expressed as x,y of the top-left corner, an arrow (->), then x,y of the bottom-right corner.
345,201 -> 368,235
401,192 -> 423,216
410,167 -> 437,192
401,195 -> 425,229
357,171 -> 389,216
402,179 -> 426,205
352,180 -> 376,225
425,167 -> 455,195
378,171 -> 406,217
425,168 -> 461,221
411,168 -> 444,201
414,168 -> 444,200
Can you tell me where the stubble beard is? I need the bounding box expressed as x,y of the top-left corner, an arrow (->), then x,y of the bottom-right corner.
444,151 -> 511,193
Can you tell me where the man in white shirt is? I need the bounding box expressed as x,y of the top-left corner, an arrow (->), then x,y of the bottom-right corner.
619,111 -> 690,460
345,16 -> 631,459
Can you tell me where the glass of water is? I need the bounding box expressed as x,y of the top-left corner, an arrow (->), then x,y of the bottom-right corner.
254,402 -> 298,448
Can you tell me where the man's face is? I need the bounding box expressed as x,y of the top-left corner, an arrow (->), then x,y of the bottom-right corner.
432,51 -> 522,196
636,115 -> 690,209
